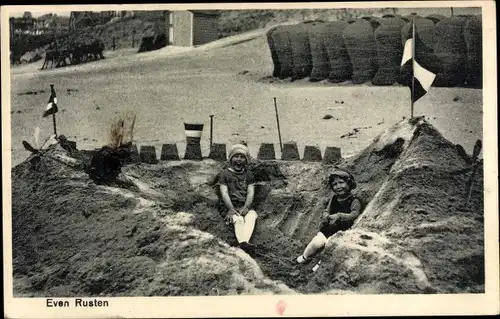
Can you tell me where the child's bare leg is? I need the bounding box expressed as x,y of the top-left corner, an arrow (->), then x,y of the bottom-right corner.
232,215 -> 245,243
303,232 -> 327,259
241,210 -> 258,243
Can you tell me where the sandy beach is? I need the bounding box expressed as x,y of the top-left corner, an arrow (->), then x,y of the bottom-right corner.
9,29 -> 482,166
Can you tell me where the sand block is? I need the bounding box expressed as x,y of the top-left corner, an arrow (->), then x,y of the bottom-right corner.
86,149 -> 100,159
209,143 -> 227,161
140,146 -> 158,164
160,144 -> 180,161
303,145 -> 322,162
281,142 -> 300,161
184,143 -> 203,160
257,143 -> 276,160
323,147 -> 342,164
129,144 -> 141,163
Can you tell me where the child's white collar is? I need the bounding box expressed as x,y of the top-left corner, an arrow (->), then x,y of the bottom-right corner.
228,167 -> 246,174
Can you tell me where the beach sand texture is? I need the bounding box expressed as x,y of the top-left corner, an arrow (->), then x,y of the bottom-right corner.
9,28 -> 482,166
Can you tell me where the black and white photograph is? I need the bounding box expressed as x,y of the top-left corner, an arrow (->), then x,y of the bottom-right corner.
2,2 -> 499,318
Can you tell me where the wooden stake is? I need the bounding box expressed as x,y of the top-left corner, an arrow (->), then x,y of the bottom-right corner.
209,115 -> 214,149
273,97 -> 283,153
411,17 -> 416,118
465,140 -> 482,206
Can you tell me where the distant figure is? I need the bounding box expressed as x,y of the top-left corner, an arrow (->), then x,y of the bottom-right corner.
296,169 -> 362,265
217,144 -> 258,256
87,145 -> 131,185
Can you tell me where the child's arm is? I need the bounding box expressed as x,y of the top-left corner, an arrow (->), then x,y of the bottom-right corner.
218,170 -> 238,221
336,198 -> 362,223
239,171 -> 256,215
240,183 -> 255,215
322,196 -> 334,222
220,184 -> 236,212
220,185 -> 238,220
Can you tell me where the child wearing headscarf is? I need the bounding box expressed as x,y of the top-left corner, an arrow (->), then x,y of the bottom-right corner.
296,169 -> 362,264
218,144 -> 258,256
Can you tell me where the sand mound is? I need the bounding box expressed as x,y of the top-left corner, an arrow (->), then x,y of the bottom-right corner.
12,118 -> 483,296
305,117 -> 484,294
12,146 -> 294,297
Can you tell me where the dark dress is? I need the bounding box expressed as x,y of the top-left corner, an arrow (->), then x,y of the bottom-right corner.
319,194 -> 362,237
217,168 -> 255,211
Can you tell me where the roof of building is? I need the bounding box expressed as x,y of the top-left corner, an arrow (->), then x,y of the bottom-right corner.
37,13 -> 53,21
69,11 -> 99,24
188,10 -> 222,16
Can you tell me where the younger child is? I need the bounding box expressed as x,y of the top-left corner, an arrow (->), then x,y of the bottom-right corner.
296,169 -> 362,264
218,144 -> 258,256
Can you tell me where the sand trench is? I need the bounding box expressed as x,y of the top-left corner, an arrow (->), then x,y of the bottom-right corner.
11,118 -> 484,296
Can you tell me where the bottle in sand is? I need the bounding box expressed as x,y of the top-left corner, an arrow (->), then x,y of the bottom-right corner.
312,260 -> 322,272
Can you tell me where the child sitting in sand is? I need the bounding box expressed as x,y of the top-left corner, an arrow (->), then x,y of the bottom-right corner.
218,144 -> 258,256
296,169 -> 362,264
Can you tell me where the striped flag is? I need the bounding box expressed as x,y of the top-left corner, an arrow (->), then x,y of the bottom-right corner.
400,20 -> 436,103
43,84 -> 58,117
184,123 -> 204,144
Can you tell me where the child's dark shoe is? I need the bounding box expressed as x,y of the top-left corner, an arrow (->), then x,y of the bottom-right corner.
238,242 -> 248,252
245,243 -> 256,257
238,242 -> 256,257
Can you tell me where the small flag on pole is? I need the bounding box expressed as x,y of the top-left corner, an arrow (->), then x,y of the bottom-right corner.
43,84 -> 58,118
400,19 -> 436,105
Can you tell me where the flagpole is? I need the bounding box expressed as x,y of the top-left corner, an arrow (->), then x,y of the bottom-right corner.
52,113 -> 57,136
51,84 -> 57,137
411,17 -> 416,118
